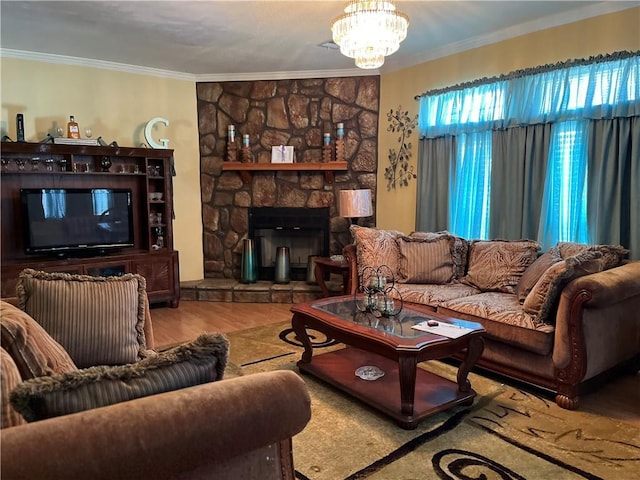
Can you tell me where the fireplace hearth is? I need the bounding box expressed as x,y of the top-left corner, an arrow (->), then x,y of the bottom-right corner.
248,207 -> 329,281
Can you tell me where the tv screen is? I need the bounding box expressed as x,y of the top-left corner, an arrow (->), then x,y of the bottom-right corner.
20,188 -> 134,255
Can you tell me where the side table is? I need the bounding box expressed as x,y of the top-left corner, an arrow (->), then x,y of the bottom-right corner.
313,257 -> 350,297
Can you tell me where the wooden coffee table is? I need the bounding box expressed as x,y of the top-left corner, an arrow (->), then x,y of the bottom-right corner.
291,295 -> 485,429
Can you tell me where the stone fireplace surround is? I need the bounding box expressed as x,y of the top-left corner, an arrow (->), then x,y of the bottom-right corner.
197,76 -> 380,282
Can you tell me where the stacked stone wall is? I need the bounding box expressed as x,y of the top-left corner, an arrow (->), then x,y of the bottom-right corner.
197,76 -> 379,279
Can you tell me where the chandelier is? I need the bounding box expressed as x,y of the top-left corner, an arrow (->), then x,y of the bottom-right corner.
331,0 -> 409,70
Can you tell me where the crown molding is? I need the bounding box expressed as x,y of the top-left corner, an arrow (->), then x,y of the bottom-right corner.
0,49 -> 196,81
0,48 -> 373,82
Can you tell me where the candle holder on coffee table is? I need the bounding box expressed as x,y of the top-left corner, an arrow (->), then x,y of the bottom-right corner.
355,265 -> 403,317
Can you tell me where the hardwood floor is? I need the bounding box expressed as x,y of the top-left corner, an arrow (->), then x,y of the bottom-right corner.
150,300 -> 639,429
150,300 -> 293,346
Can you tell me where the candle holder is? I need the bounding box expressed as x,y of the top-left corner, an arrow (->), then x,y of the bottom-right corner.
226,140 -> 238,162
322,144 -> 332,163
335,137 -> 345,162
355,265 -> 403,317
241,145 -> 253,163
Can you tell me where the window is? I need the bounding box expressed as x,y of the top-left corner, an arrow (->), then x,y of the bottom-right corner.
417,52 -> 638,250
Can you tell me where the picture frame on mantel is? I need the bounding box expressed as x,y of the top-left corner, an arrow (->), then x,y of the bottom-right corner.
271,145 -> 294,164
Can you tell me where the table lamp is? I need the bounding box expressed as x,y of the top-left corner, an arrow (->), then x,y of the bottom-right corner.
339,189 -> 373,225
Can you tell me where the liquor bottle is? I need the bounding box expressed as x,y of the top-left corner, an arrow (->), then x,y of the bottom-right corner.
16,114 -> 25,142
66,115 -> 80,139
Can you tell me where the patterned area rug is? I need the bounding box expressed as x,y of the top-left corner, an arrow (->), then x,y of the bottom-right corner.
225,322 -> 639,480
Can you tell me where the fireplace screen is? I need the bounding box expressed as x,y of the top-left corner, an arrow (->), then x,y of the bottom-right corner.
248,207 -> 329,281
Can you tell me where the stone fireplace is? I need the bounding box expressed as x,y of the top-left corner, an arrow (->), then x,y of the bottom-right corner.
196,76 -> 379,280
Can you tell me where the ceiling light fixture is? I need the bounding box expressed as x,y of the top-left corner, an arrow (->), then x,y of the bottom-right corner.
331,0 -> 409,70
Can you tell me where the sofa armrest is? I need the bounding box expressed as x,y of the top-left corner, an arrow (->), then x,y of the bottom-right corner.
1,370 -> 311,480
552,261 -> 640,397
343,243 -> 359,295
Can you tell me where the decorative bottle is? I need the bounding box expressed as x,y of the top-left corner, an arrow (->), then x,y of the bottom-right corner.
66,116 -> 80,139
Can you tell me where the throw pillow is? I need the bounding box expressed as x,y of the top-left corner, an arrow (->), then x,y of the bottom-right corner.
515,247 -> 562,303
10,332 -> 229,422
410,231 -> 469,279
0,300 -> 77,379
16,269 -> 149,369
396,235 -> 456,284
523,248 -> 621,324
557,242 -> 628,268
461,240 -> 541,293
1,347 -> 27,428
351,225 -> 403,285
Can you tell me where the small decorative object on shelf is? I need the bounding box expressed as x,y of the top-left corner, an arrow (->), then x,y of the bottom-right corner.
335,138 -> 345,162
241,146 -> 253,163
228,125 -> 236,143
226,139 -> 238,162
355,265 -> 403,317
66,115 -> 80,139
100,156 -> 112,172
16,114 -> 25,142
322,144 -> 332,163
335,123 -> 345,162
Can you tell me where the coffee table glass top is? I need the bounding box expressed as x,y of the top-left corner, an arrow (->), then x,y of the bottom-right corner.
311,296 -> 479,339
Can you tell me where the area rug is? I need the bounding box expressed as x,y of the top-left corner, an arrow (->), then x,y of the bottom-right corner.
225,321 -> 639,480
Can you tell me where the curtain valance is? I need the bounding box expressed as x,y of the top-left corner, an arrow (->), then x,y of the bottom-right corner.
418,51 -> 640,139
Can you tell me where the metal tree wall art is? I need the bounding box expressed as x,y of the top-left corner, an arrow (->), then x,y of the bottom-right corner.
384,106 -> 418,191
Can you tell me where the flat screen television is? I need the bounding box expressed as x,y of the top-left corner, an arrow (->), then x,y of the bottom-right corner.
20,188 -> 135,256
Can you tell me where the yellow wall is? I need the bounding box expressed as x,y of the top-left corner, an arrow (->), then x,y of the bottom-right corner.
0,59 -> 204,281
378,7 -> 640,234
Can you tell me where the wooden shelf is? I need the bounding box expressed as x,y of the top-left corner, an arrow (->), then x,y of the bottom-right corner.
221,161 -> 348,183
0,142 -> 179,307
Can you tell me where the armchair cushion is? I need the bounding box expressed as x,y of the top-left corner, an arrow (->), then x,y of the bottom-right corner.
0,301 -> 77,379
1,348 -> 27,428
10,332 -> 229,422
16,269 -> 150,368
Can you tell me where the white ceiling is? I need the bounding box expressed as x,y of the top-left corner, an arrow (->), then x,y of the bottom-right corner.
1,1 -> 638,81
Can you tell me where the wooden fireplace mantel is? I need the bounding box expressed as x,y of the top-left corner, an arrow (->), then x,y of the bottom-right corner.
221,161 -> 348,183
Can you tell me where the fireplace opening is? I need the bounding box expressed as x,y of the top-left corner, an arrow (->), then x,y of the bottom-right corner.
248,207 -> 330,281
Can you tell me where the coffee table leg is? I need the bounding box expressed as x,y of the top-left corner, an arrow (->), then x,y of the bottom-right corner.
291,313 -> 313,364
398,355 -> 418,416
457,336 -> 484,394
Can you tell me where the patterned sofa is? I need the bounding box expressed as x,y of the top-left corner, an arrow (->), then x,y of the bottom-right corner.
343,226 -> 640,410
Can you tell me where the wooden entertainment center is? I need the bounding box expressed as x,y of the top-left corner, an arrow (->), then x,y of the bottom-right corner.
0,142 -> 180,307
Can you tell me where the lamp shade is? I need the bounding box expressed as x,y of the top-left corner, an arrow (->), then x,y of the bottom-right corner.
339,189 -> 373,218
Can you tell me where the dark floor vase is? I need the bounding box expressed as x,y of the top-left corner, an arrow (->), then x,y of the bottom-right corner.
274,246 -> 291,284
240,239 -> 257,284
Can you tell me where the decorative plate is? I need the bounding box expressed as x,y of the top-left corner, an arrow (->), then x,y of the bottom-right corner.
355,365 -> 385,381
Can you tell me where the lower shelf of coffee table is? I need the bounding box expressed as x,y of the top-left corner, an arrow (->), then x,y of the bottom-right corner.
297,347 -> 476,429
